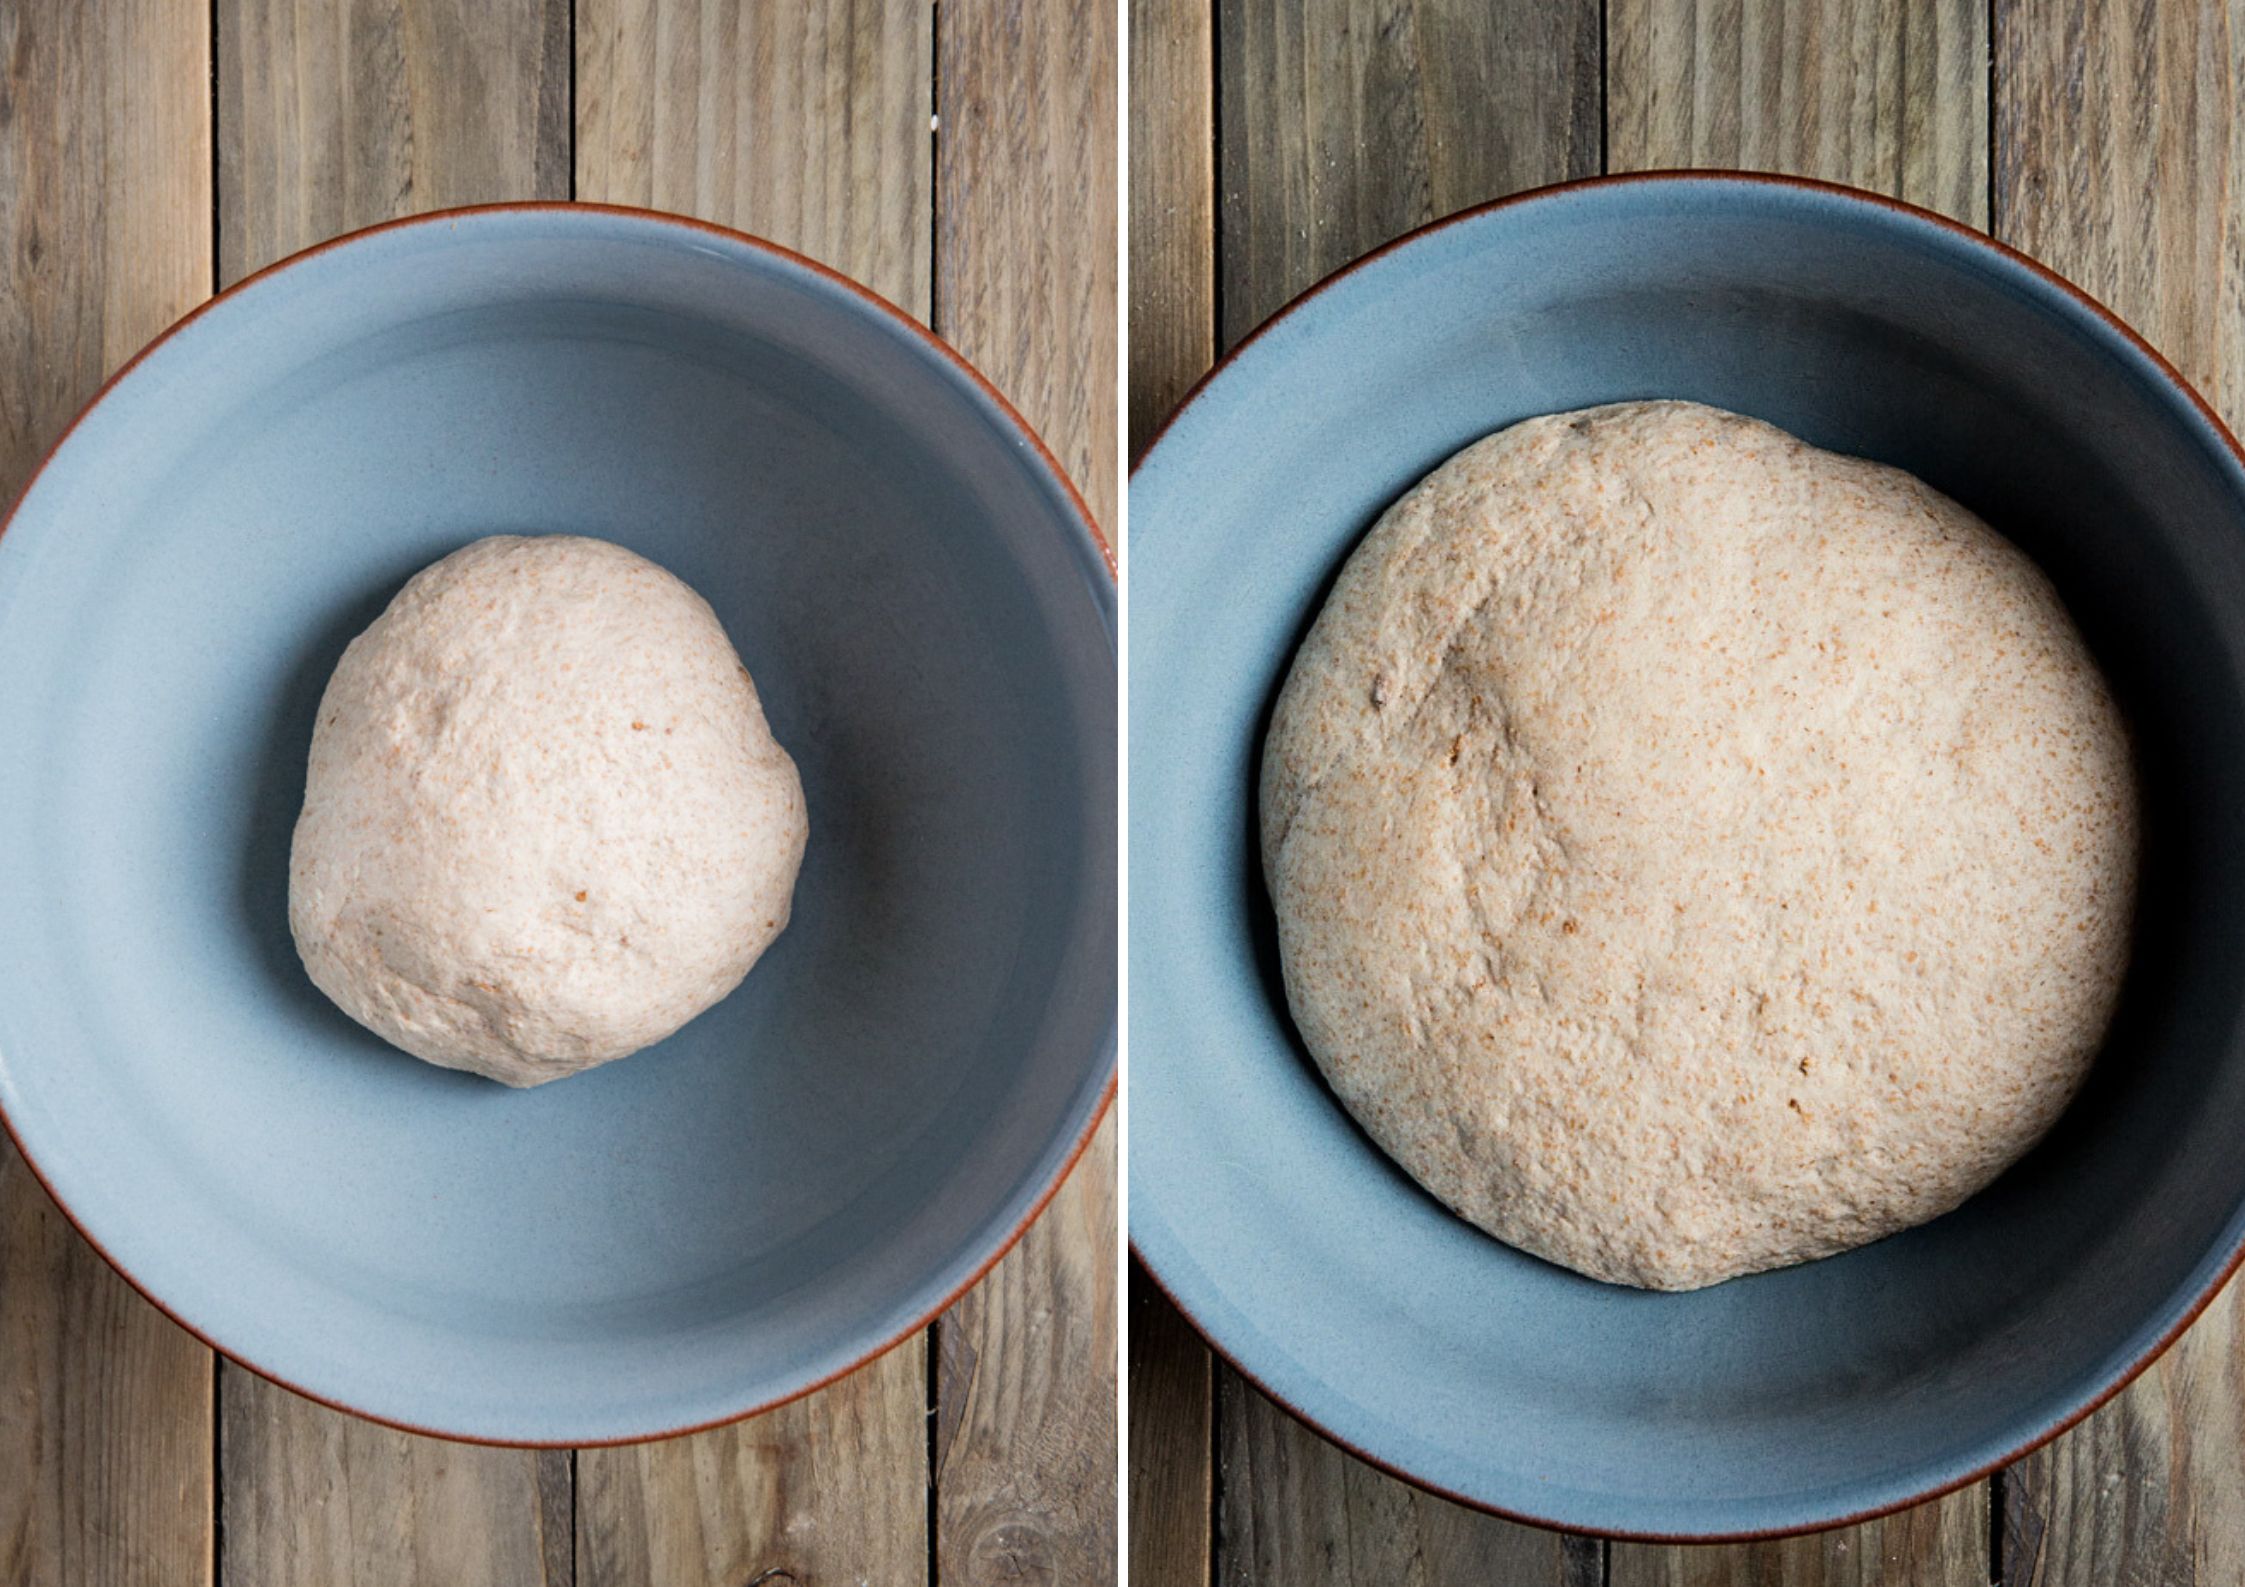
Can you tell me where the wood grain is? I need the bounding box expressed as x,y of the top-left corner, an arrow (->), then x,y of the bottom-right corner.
1215,0 -> 1600,343
215,0 -> 568,282
937,1126 -> 1119,1585
1996,3 -> 2245,1582
0,1151 -> 214,1587
1200,2 -> 1599,1575
575,0 -> 933,319
0,3 -> 215,1584
937,0 -> 1120,536
1995,0 -> 2245,428
1608,1496 -> 1987,1587
1125,2 -> 1215,1579
1219,1374 -> 1600,1587
0,0 -> 214,485
220,1372 -> 570,1587
1608,0 -> 1989,226
1128,1264 -> 1212,1587
1127,0 -> 1215,456
568,7 -> 935,1582
576,1348 -> 928,1587
212,2 -> 569,1581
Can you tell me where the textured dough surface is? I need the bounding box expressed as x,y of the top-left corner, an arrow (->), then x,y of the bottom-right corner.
1260,401 -> 2137,1290
289,534 -> 807,1086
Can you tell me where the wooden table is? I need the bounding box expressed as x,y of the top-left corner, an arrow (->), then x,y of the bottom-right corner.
0,3 -> 1116,1583
1129,2 -> 2245,1583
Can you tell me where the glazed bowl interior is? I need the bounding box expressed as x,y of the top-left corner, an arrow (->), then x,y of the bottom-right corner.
1129,175 -> 2245,1536
0,207 -> 1115,1442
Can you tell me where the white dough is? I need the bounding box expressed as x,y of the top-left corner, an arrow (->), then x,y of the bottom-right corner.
1260,402 -> 2137,1290
288,534 -> 807,1086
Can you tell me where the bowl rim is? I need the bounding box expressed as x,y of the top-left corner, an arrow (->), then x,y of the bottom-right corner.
0,199 -> 1117,1449
1127,166 -> 2245,1541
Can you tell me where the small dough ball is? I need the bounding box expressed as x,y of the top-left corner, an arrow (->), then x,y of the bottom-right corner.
1261,401 -> 2137,1290
289,534 -> 807,1086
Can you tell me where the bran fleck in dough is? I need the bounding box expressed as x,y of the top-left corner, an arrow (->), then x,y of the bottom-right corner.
1259,401 -> 2137,1290
289,534 -> 807,1087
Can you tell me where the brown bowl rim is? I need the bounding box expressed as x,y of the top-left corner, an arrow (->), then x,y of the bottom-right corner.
1127,166 -> 2245,1541
0,198 -> 1117,1448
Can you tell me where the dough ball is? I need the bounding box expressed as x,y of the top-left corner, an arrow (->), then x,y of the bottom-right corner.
289,534 -> 807,1086
1260,401 -> 2137,1290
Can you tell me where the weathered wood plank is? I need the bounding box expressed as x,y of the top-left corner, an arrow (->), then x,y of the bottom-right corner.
0,1150 -> 215,1587
929,3 -> 1118,1576
937,1126 -> 1119,1585
1205,2 -> 1598,1576
1995,4 -> 2245,1582
1609,1500 -> 1988,1587
1129,1263 -> 1213,1587
1604,6 -> 1992,1578
569,6 -> 934,1582
1125,3 -> 1216,1579
1995,0 -> 2245,423
213,2 -> 568,1581
1219,1373 -> 1601,1587
575,0 -> 933,319
1216,0 -> 1600,344
215,0 -> 568,282
1608,0 -> 1989,226
1127,0 -> 1215,457
0,3 -> 215,1584
0,0 -> 215,484
220,1372 -> 570,1587
936,0 -> 1120,537
576,1349 -> 928,1587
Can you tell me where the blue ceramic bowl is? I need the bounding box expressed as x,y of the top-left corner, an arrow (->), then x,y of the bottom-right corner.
1130,173 -> 2245,1536
0,205 -> 1115,1442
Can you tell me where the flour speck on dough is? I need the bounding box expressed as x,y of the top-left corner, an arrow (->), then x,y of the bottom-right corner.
1259,401 -> 2138,1290
289,534 -> 807,1086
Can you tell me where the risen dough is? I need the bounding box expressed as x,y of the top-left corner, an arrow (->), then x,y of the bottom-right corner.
1260,402 -> 2136,1290
289,534 -> 807,1086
